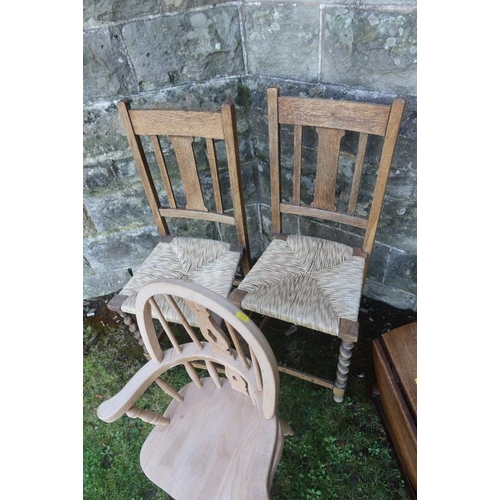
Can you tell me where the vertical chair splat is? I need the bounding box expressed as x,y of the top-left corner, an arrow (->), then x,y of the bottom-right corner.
150,135 -> 177,209
293,125 -> 303,205
169,135 -> 208,212
206,138 -> 224,214
348,132 -> 368,215
312,127 -> 345,211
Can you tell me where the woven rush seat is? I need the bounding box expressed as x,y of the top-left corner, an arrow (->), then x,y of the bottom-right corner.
117,237 -> 241,326
237,235 -> 366,336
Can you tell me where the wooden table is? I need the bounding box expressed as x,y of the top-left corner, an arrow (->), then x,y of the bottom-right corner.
373,322 -> 417,498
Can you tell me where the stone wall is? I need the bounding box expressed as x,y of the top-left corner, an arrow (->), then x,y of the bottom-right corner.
83,0 -> 417,310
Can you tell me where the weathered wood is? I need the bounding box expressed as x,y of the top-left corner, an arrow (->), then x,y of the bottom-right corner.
293,124 -> 303,205
221,102 -> 251,275
339,318 -> 359,343
278,96 -> 391,136
311,127 -> 345,211
150,135 -> 177,209
348,132 -> 368,215
158,207 -> 236,225
268,87 -> 282,234
206,138 -> 224,214
117,100 -> 169,236
280,202 -> 368,228
128,109 -> 225,139
363,98 -> 406,255
277,365 -> 336,390
170,135 -> 208,212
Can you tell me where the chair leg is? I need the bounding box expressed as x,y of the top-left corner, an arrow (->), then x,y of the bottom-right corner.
119,311 -> 147,351
333,341 -> 354,403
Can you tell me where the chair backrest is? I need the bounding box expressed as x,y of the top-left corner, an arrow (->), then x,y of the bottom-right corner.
267,87 -> 406,261
98,279 -> 280,421
117,99 -> 251,274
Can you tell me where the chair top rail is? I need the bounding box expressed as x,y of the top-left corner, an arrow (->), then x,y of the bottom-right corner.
128,108 -> 226,139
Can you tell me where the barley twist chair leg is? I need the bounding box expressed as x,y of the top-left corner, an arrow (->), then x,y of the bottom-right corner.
333,341 -> 354,403
119,311 -> 146,351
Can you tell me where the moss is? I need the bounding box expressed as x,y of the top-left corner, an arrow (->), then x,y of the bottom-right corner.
235,80 -> 252,111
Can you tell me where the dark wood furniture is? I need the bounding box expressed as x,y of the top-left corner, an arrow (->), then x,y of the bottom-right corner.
373,322 -> 417,498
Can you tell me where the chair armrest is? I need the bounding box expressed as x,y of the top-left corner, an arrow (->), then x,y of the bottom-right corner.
97,354 -> 173,423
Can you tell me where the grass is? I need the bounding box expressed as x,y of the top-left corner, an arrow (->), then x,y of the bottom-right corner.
83,294 -> 416,499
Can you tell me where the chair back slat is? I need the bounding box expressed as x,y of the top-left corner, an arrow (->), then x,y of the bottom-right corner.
225,322 -> 250,371
148,297 -> 182,355
170,135 -> 208,212
312,127 -> 345,211
164,294 -> 203,350
150,135 -> 177,209
293,125 -> 302,204
268,87 -> 406,257
205,360 -> 223,388
117,99 -> 251,272
347,132 -> 368,215
206,138 -> 224,214
128,109 -> 225,139
278,96 -> 391,136
155,377 -> 184,402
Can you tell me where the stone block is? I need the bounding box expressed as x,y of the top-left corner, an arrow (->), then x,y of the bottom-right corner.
83,268 -> 134,300
84,226 -> 160,275
384,248 -> 417,294
84,184 -> 154,234
83,28 -> 136,102
363,278 -> 416,311
243,4 -> 320,81
83,206 -> 97,238
161,0 -> 229,13
121,7 -> 244,91
83,162 -> 120,191
322,7 -> 417,95
83,101 -> 131,165
83,0 -> 161,28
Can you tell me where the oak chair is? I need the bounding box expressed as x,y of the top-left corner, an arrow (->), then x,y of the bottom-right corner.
98,279 -> 292,499
107,99 -> 251,350
230,87 -> 406,402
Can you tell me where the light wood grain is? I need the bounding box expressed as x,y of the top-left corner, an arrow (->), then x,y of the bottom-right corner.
150,135 -> 177,209
98,279 -> 289,498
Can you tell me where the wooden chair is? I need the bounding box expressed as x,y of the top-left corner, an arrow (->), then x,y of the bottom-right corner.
230,87 -> 406,403
97,279 -> 292,499
107,99 -> 251,350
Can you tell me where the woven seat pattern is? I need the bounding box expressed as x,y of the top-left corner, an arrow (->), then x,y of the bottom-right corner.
120,237 -> 241,326
238,235 -> 365,336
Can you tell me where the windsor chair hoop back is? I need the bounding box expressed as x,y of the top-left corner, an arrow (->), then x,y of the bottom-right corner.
107,100 -> 251,346
98,279 -> 291,500
230,87 -> 406,402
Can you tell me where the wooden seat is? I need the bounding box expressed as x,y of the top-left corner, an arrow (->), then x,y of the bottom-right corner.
230,87 -> 406,402
97,279 -> 291,499
107,100 -> 251,348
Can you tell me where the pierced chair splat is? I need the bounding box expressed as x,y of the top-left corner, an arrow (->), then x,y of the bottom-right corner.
107,100 -> 251,352
97,279 -> 292,500
230,87 -> 406,403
